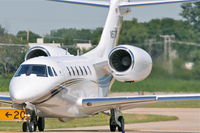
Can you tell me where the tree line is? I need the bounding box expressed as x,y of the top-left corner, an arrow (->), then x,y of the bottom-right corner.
1,3 -> 200,80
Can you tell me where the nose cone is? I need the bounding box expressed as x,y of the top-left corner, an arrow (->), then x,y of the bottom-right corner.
9,77 -> 54,104
10,87 -> 27,103
9,78 -> 36,103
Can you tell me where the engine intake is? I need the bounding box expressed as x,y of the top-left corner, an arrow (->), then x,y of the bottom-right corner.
108,45 -> 152,82
109,49 -> 132,72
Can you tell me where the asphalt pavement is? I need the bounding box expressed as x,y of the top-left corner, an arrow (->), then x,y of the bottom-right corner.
45,108 -> 200,133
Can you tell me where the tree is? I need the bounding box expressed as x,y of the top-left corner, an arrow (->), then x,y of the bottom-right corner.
91,28 -> 103,45
180,2 -> 200,31
17,31 -> 41,43
192,61 -> 200,79
189,49 -> 200,62
0,34 -> 25,44
0,25 -> 5,36
0,46 -> 25,75
45,28 -> 93,45
120,19 -> 149,44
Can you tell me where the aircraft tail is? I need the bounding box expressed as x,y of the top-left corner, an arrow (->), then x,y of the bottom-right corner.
84,0 -> 126,58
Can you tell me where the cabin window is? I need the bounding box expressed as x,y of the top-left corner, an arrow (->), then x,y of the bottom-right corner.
79,66 -> 84,75
87,66 -> 92,75
75,66 -> 80,76
66,67 -> 71,76
71,67 -> 76,76
83,66 -> 88,75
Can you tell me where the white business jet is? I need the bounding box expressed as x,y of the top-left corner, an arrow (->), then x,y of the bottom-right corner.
1,0 -> 200,132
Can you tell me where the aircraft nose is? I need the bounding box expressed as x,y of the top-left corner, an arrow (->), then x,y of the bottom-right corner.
10,89 -> 27,103
9,77 -> 53,104
9,79 -> 34,103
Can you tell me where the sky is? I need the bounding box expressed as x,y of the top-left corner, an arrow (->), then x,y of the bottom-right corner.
0,0 -> 183,35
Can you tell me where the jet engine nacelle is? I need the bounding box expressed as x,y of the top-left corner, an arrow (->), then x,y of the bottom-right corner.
108,45 -> 152,82
25,45 -> 70,60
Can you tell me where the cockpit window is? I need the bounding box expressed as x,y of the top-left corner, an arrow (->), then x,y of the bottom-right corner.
48,66 -> 54,77
52,67 -> 58,76
15,64 -> 47,77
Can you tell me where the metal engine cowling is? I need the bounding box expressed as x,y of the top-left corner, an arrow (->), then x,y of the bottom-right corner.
108,45 -> 152,82
25,45 -> 70,60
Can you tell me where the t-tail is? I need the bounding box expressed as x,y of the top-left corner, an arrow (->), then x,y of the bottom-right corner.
84,0 -> 129,58
50,0 -> 200,58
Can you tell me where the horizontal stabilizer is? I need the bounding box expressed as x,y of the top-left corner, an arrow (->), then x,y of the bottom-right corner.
49,0 -> 109,8
50,0 -> 200,8
120,0 -> 200,8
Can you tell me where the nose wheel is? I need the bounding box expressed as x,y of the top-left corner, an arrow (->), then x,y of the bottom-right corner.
22,110 -> 45,132
109,109 -> 125,132
22,121 -> 35,132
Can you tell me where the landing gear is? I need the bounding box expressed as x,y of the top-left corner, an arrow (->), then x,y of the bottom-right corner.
38,117 -> 45,131
110,117 -> 117,132
109,109 -> 125,132
117,116 -> 124,132
22,122 -> 28,132
22,121 -> 35,132
22,110 -> 45,132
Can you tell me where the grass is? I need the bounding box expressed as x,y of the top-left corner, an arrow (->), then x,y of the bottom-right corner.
0,113 -> 177,131
111,78 -> 200,92
0,76 -> 10,92
144,100 -> 200,108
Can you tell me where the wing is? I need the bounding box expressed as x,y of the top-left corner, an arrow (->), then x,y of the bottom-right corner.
80,94 -> 200,114
0,95 -> 12,104
120,0 -> 200,8
48,0 -> 110,8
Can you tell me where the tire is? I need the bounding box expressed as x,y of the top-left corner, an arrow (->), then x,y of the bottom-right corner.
117,116 -> 125,132
38,117 -> 45,131
34,122 -> 37,131
28,122 -> 35,132
22,122 -> 28,132
109,118 -> 116,132
22,121 -> 36,132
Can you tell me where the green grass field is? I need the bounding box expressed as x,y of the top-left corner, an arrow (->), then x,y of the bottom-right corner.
0,76 -> 10,92
0,113 -> 177,131
111,78 -> 200,92
144,100 -> 200,108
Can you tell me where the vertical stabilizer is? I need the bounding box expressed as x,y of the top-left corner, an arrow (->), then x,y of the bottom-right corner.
84,0 -> 130,58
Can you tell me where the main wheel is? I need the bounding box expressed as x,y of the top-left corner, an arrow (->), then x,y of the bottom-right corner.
22,122 -> 28,132
28,122 -> 35,132
117,116 -> 125,132
109,118 -> 116,132
38,117 -> 45,131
